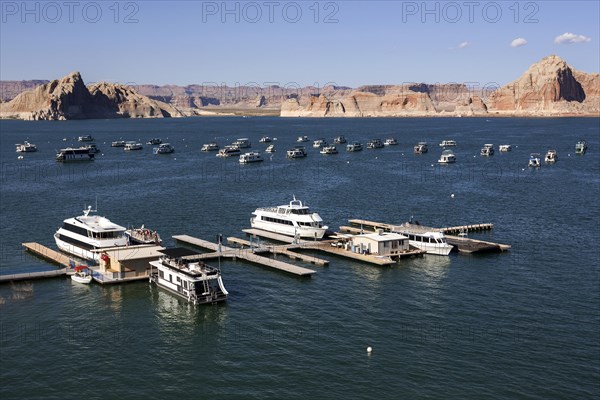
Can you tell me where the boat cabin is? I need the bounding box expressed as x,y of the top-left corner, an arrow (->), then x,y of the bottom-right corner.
351,231 -> 409,256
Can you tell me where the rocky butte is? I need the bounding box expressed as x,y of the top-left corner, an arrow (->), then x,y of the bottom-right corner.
0,55 -> 598,120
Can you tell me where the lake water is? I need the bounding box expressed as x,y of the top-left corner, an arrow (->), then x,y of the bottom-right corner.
0,117 -> 599,399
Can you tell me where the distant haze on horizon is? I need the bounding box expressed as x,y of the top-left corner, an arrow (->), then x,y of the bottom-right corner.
1,1 -> 598,87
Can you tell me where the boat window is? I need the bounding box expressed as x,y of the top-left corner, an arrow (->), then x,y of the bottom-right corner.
159,270 -> 164,279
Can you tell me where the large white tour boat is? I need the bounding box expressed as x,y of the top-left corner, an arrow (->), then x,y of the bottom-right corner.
54,206 -> 128,261
250,197 -> 328,239
149,248 -> 228,305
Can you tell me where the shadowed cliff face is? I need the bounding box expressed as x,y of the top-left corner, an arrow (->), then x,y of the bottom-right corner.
0,72 -> 183,120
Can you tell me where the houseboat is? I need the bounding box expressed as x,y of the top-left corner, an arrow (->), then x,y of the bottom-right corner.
414,142 -> 428,154
201,142 -> 219,151
239,152 -> 264,163
575,140 -> 587,154
15,141 -> 38,152
438,150 -> 456,163
499,144 -> 512,152
334,135 -> 347,144
232,138 -> 251,148
124,142 -> 143,151
54,205 -> 128,261
216,145 -> 241,157
56,147 -> 95,162
480,144 -> 494,156
287,146 -> 307,158
313,139 -> 327,148
153,143 -> 175,154
367,139 -> 384,149
78,135 -> 94,142
149,248 -> 228,305
439,140 -> 457,147
111,140 -> 126,147
250,197 -> 328,239
528,153 -> 541,168
346,142 -> 363,152
320,145 -> 338,155
147,138 -> 162,145
544,150 -> 557,163
384,137 -> 398,146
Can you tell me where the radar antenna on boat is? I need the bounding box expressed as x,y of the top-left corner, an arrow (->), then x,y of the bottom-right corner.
82,197 -> 98,216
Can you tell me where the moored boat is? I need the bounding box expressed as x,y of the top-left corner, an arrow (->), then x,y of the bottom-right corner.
528,153 -> 541,168
334,135 -> 347,144
499,144 -> 512,152
216,145 -> 241,157
149,248 -> 228,305
313,139 -> 327,148
251,196 -> 328,239
125,226 -> 162,245
287,146 -> 307,158
78,135 -> 94,142
16,141 -> 38,152
201,142 -> 219,151
575,140 -> 587,154
414,142 -> 428,154
111,140 -> 126,147
265,144 -> 275,153
438,149 -> 456,163
71,266 -> 93,284
54,205 -> 128,261
259,136 -> 272,143
147,138 -> 162,145
56,147 -> 95,162
124,141 -> 143,151
480,144 -> 494,156
153,143 -> 175,154
384,137 -> 398,146
297,135 -> 309,142
439,139 -> 456,147
346,142 -> 363,152
320,145 -> 338,155
239,152 -> 264,163
367,139 -> 384,149
232,138 -> 251,148
544,150 -> 557,163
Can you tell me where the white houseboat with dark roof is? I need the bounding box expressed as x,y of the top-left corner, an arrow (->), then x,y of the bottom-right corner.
251,197 -> 328,239
54,206 -> 128,261
56,147 -> 95,162
149,248 -> 228,305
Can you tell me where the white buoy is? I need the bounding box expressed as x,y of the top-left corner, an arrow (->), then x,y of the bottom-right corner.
347,161 -> 350,164
17,155 -> 24,160
367,346 -> 372,354
451,193 -> 455,198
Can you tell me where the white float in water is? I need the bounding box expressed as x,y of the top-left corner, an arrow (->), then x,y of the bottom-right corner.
367,346 -> 372,354
451,193 -> 455,198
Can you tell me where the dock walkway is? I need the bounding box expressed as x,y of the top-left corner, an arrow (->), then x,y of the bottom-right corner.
173,235 -> 316,276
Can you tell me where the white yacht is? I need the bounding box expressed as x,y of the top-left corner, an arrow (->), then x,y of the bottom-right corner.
392,226 -> 453,255
346,142 -> 363,152
367,139 -> 384,149
216,145 -> 241,157
232,138 -> 251,148
528,153 -> 541,168
56,147 -> 95,162
499,144 -> 512,152
439,140 -> 457,147
149,248 -> 228,305
201,142 -> 219,151
153,143 -> 175,154
545,150 -> 557,163
313,139 -> 327,148
480,144 -> 494,156
334,135 -> 347,144
239,152 -> 264,163
297,135 -> 309,142
54,206 -> 128,261
438,150 -> 456,163
384,137 -> 398,146
78,135 -> 94,142
251,197 -> 328,239
320,145 -> 338,155
265,144 -> 275,153
111,140 -> 126,147
414,142 -> 428,154
286,146 -> 307,158
259,136 -> 272,143
16,141 -> 38,152
124,141 -> 143,151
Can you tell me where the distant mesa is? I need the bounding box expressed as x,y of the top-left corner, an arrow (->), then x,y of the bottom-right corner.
0,55 -> 598,120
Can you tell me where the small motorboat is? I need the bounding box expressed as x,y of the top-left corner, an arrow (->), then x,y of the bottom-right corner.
384,138 -> 398,146
71,266 -> 93,284
346,142 -> 363,152
147,138 -> 162,145
367,139 -> 384,149
201,142 -> 219,151
333,135 -> 347,144
265,144 -> 275,153
438,150 -> 456,163
528,153 -> 541,168
153,143 -> 175,154
320,145 -> 338,155
287,146 -> 307,158
545,150 -> 557,163
499,144 -> 512,152
124,141 -> 143,151
126,226 -> 162,245
297,135 -> 309,142
15,141 -> 38,152
78,135 -> 94,142
259,136 -> 272,143
111,140 -> 126,147
414,142 -> 428,154
575,140 -> 587,154
480,144 -> 494,156
313,139 -> 327,148
439,140 -> 457,147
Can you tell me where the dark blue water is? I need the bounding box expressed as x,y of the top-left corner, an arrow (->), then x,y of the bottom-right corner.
1,117 -> 599,399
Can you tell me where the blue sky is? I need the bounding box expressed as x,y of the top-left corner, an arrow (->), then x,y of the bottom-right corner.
1,1 -> 598,87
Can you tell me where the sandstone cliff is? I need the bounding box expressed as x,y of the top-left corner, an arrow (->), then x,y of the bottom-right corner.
0,72 -> 184,120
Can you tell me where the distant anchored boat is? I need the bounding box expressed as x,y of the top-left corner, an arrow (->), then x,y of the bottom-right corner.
56,147 -> 95,162
16,141 -> 38,152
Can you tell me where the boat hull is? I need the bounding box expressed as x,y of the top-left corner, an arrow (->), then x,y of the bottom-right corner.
408,240 -> 453,255
251,219 -> 327,239
71,274 -> 93,284
55,234 -> 99,261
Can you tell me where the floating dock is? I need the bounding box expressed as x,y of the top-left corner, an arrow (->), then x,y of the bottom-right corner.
346,219 -> 510,253
22,242 -> 73,268
173,234 -> 317,277
226,236 -> 329,266
0,268 -> 68,283
0,243 -> 75,283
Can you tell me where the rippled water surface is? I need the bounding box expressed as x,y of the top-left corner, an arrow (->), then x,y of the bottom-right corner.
1,117 -> 599,399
